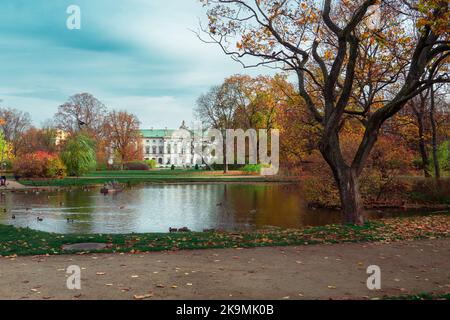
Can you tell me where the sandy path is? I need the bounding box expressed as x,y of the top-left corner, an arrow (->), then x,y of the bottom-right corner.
0,239 -> 449,300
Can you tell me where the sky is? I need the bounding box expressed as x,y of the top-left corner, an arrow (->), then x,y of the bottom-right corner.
0,0 -> 267,129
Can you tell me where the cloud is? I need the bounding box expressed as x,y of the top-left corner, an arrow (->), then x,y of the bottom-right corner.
0,0 -> 273,128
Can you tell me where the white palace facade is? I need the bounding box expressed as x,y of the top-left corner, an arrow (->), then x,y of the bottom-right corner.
140,121 -> 205,167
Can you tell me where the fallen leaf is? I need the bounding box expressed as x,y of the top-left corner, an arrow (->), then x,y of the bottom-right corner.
133,293 -> 154,300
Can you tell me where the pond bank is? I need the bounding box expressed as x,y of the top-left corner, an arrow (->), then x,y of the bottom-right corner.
0,214 -> 448,257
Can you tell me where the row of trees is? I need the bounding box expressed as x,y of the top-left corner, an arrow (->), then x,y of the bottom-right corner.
196,74 -> 449,174
51,93 -> 143,165
0,93 -> 143,176
198,0 -> 449,223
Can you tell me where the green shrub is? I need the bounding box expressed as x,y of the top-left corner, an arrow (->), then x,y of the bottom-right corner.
242,164 -> 270,173
1,159 -> 13,170
144,159 -> 157,169
428,141 -> 450,174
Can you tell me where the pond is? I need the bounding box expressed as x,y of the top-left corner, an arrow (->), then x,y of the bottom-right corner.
0,183 -> 435,234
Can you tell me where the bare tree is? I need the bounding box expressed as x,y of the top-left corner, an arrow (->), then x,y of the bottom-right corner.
200,0 -> 449,224
54,93 -> 107,137
195,82 -> 240,173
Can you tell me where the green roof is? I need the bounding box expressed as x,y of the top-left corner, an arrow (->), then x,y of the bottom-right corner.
140,129 -> 176,138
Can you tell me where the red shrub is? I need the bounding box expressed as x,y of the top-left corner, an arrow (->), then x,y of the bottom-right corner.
123,161 -> 150,171
13,152 -> 66,178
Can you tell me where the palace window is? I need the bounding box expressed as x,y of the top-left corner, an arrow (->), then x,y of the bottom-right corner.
152,146 -> 157,154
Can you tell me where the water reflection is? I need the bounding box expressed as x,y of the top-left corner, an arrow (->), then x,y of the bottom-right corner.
0,184 -> 435,234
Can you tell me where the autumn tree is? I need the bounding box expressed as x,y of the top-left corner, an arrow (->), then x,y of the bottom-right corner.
54,93 -> 107,137
103,110 -> 142,166
0,132 -> 13,168
200,0 -> 449,224
0,107 -> 32,156
228,74 -> 282,130
21,127 -> 58,155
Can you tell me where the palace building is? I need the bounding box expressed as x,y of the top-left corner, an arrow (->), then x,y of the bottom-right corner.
140,121 -> 206,167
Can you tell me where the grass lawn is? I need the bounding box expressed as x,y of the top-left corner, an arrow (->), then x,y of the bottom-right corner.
0,214 -> 448,257
84,169 -> 204,177
18,169 -> 288,187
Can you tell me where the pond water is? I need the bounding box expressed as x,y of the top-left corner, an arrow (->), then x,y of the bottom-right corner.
0,183 -> 435,234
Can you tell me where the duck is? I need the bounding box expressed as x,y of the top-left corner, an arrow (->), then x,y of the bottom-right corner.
119,205 -> 125,209
66,218 -> 74,223
216,202 -> 223,206
11,214 -> 15,219
26,207 -> 31,211
37,217 -> 43,222
169,227 -> 178,233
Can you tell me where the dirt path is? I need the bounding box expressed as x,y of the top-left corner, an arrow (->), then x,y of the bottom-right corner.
1,180 -> 29,190
0,239 -> 449,300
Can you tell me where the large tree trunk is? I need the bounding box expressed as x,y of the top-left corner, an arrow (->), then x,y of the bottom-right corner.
429,85 -> 440,179
320,134 -> 365,225
223,137 -> 228,174
416,112 -> 431,177
333,165 -> 365,225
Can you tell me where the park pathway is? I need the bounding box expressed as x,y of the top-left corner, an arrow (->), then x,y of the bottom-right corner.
0,238 -> 449,300
1,180 -> 29,190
